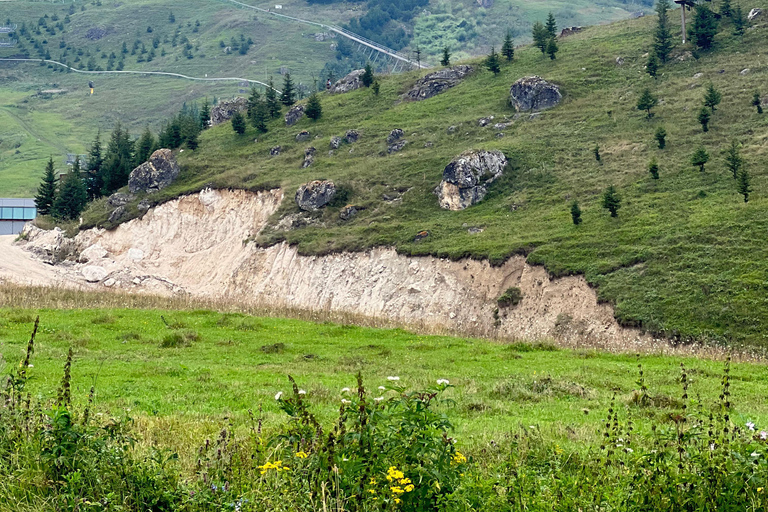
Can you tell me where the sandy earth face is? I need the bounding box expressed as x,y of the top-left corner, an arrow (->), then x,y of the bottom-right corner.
2,188 -> 659,351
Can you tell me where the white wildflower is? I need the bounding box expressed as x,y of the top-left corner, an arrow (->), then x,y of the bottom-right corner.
710,443 -> 716,451
341,399 -> 351,405
761,431 -> 768,440
626,448 -> 634,453
27,364 -> 34,368
298,389 -> 307,395
374,396 -> 384,402
747,421 -> 756,431
752,451 -> 760,458
275,391 -> 283,400
341,387 -> 351,393
436,379 -> 450,385
378,386 -> 386,390
387,376 -> 400,381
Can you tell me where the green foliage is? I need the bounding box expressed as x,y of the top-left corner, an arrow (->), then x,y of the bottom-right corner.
35,156 -> 57,216
570,200 -> 582,225
545,37 -> 558,60
704,82 -> 722,112
753,91 -> 764,114
230,111 -> 246,135
601,185 -> 621,217
689,4 -> 718,50
85,131 -> 103,200
593,143 -> 601,162
737,168 -> 752,203
485,46 -> 500,74
648,157 -> 659,179
305,93 -> 322,121
691,145 -> 710,172
654,0 -> 674,62
654,125 -> 667,149
199,97 -> 211,129
646,51 -> 659,78
372,80 -> 380,96
724,140 -> 743,179
280,73 -> 296,107
135,126 -> 156,164
698,106 -> 711,132
266,78 -> 282,119
636,88 -> 658,118
545,12 -> 557,39
719,0 -> 732,19
101,123 -> 134,195
732,5 -> 747,35
532,21 -> 548,54
498,286 -> 523,307
361,63 -> 374,88
52,160 -> 87,220
501,30 -> 514,62
440,46 -> 451,67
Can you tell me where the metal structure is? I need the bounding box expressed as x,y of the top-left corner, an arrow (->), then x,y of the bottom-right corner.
0,198 -> 36,236
0,24 -> 17,34
674,0 -> 697,44
0,39 -> 17,48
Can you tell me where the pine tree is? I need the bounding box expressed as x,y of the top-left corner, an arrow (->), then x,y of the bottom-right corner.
753,91 -> 764,114
200,98 -> 211,129
636,88 -> 658,118
601,185 -> 621,217
648,157 -> 659,179
654,0 -> 674,62
501,30 -> 514,62
265,77 -> 281,119
703,83 -> 722,112
280,73 -> 296,106
35,156 -> 57,215
231,111 -> 246,134
545,12 -> 557,38
593,144 -> 601,162
719,0 -> 732,19
361,63 -> 374,88
101,123 -> 134,195
251,97 -> 269,133
689,4 -> 718,50
52,159 -> 87,221
247,87 -> 262,121
724,140 -> 743,179
186,130 -> 199,150
546,37 -> 558,60
570,200 -> 582,225
737,168 -> 752,203
372,80 -> 380,96
532,21 -> 549,54
85,131 -> 103,199
691,146 -> 709,172
732,5 -> 746,35
135,126 -> 156,164
440,46 -> 451,67
485,46 -> 501,74
698,106 -> 711,132
646,52 -> 659,78
655,126 -> 667,149
305,92 -> 322,120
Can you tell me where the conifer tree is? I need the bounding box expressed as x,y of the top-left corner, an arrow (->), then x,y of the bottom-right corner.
532,22 -> 549,54
247,87 -> 262,121
85,131 -> 103,199
593,144 -> 601,162
440,46 -> 451,66
265,78 -> 281,119
372,80 -> 380,96
646,52 -> 659,78
546,37 -> 558,60
737,168 -> 752,203
698,106 -> 711,132
691,146 -> 709,172
724,140 -> 743,179
545,12 -> 557,38
654,126 -> 667,149
251,97 -> 269,133
231,111 -> 246,134
305,92 -> 322,120
654,0 -> 674,62
101,123 -> 134,195
601,185 -> 621,217
35,157 -> 57,215
570,200 -> 582,225
485,46 -> 501,74
719,0 -> 732,19
689,4 -> 718,50
361,63 -> 374,87
501,30 -> 514,62
753,91 -> 763,114
732,5 -> 746,35
648,157 -> 659,179
135,126 -> 156,164
52,159 -> 87,221
200,98 -> 211,129
636,88 -> 658,118
703,83 -> 722,112
280,73 -> 296,106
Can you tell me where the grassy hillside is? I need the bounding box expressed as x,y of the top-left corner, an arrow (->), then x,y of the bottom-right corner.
76,0 -> 768,348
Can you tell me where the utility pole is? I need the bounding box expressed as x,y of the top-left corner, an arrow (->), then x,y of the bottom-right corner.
414,46 -> 421,69
675,0 -> 695,44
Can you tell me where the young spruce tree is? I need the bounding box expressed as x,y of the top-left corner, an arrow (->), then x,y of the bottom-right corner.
691,146 -> 709,172
199,98 -> 211,129
648,158 -> 659,179
646,52 -> 659,78
545,12 -> 557,38
654,126 -> 667,149
485,46 -> 501,74
35,157 -> 57,215
440,46 -> 451,66
532,22 -> 549,54
654,0 -> 674,62
689,4 -> 718,50
85,131 -> 103,200
724,140 -> 743,179
501,30 -> 514,62
601,185 -> 621,217
280,73 -> 296,106
546,37 -> 558,60
570,200 -> 582,225
753,91 -> 764,114
698,106 -> 711,132
737,168 -> 752,203
703,83 -> 722,112
305,92 -> 322,120
361,63 -> 374,87
637,88 -> 658,118
231,111 -> 246,134
52,159 -> 87,221
265,78 -> 282,118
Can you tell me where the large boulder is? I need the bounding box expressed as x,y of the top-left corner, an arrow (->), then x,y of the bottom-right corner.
285,104 -> 305,126
295,180 -> 336,211
329,69 -> 365,94
748,8 -> 762,20
210,97 -> 248,126
345,129 -> 360,143
434,150 -> 507,210
403,65 -> 473,101
509,76 -> 562,112
128,149 -> 180,194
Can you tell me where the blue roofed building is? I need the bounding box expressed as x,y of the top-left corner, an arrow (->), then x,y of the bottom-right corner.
0,198 -> 37,235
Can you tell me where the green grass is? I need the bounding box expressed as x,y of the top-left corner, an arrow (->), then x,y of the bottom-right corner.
2,306 -> 767,450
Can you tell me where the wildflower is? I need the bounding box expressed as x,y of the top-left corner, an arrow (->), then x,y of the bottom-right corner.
370,478 -> 377,485
752,451 -> 760,458
390,486 -> 405,495
394,498 -> 402,504
387,376 -> 400,381
275,391 -> 283,400
341,387 -> 351,393
374,396 -> 384,402
404,484 -> 415,492
28,364 -> 34,368
626,448 -> 634,453
710,443 -> 716,451
298,389 -> 306,395
761,431 -> 768,440
437,378 -> 450,385
378,386 -> 386,390
341,399 -> 351,405
452,452 -> 467,464
399,478 -> 412,485
295,451 -> 309,459
386,466 -> 405,481
368,489 -> 376,494
747,421 -> 756,431
759,487 -> 764,493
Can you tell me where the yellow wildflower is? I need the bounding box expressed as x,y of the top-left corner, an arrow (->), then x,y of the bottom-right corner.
391,486 -> 405,495
368,489 -> 377,494
370,478 -> 377,485
394,498 -> 402,504
399,477 -> 412,485
759,487 -> 765,493
452,452 -> 467,465
295,451 -> 309,459
404,484 -> 415,492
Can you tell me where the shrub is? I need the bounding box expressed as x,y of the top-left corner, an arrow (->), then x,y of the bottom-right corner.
654,125 -> 667,148
497,287 -> 523,307
601,185 -> 621,217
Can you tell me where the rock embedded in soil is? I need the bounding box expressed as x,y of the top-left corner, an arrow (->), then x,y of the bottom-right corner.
295,180 -> 336,211
434,150 -> 508,210
509,76 -> 562,112
403,65 -> 473,101
128,149 -> 180,194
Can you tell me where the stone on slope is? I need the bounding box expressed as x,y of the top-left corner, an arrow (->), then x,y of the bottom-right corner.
285,104 -> 305,126
210,97 -> 248,126
295,180 -> 336,211
434,150 -> 507,210
403,65 -> 474,101
128,149 -> 180,194
329,69 -> 365,94
509,76 -> 562,112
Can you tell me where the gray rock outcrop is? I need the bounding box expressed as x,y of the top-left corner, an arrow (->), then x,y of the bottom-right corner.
560,26 -> 582,37
329,69 -> 365,94
107,192 -> 133,207
387,128 -> 404,145
403,65 -> 473,101
509,76 -> 562,112
748,8 -> 762,20
210,98 -> 248,126
302,147 -> 316,168
339,205 -> 359,221
108,206 -> 127,224
295,180 -> 336,211
270,146 -> 281,156
434,150 -> 508,210
345,130 -> 360,143
81,265 -> 108,283
285,104 -> 305,126
128,149 -> 180,194
330,136 -> 342,149
387,140 -> 407,153
296,130 -> 311,142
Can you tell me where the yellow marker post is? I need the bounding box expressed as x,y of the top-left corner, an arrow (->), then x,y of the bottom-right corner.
90,88 -> 94,95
